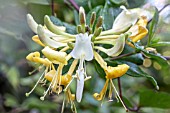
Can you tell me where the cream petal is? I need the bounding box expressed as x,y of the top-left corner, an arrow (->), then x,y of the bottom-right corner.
76,57 -> 85,102
76,68 -> 84,102
37,25 -> 67,48
70,33 -> 93,61
27,14 -> 38,34
112,6 -> 138,32
42,46 -> 67,65
95,34 -> 125,57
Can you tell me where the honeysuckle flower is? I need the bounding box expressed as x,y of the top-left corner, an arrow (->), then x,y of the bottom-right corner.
100,6 -> 138,36
70,33 -> 93,102
93,63 -> 130,111
44,59 -> 79,112
25,5 -> 151,112
94,34 -> 126,57
41,46 -> 68,65
128,16 -> 148,42
27,14 -> 75,49
112,6 -> 138,33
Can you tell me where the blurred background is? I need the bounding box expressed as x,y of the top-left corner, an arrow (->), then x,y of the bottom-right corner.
0,0 -> 170,113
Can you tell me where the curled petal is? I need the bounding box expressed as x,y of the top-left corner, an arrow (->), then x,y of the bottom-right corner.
42,46 -> 67,65
70,33 -> 93,61
128,16 -> 148,42
44,15 -> 75,38
112,6 -> 138,33
27,14 -> 38,34
105,64 -> 129,79
26,51 -> 40,61
37,25 -> 67,48
32,35 -> 45,46
95,34 -> 125,57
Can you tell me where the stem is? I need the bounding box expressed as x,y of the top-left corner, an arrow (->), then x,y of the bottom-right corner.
117,77 -> 122,99
68,0 -> 79,12
110,52 -> 135,60
164,56 -> 170,60
148,4 -> 170,23
51,0 -> 54,16
117,77 -> 141,112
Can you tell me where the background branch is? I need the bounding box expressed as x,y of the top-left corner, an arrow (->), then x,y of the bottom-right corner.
68,0 -> 79,11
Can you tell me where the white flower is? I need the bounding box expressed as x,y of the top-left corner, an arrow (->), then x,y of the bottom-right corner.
70,33 -> 93,61
112,6 -> 138,33
70,33 -> 93,102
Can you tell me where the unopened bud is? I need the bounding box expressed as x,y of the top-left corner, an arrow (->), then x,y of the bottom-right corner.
90,12 -> 96,27
95,16 -> 103,29
79,7 -> 86,25
92,27 -> 102,41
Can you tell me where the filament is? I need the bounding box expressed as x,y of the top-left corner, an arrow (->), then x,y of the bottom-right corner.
25,71 -> 45,97
110,79 -> 128,112
40,70 -> 57,100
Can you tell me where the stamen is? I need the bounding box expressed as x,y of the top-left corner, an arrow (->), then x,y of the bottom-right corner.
52,64 -> 64,93
66,54 -> 72,61
84,76 -> 91,81
83,60 -> 88,78
29,65 -> 44,75
110,79 -> 128,112
61,93 -> 66,113
60,46 -> 70,52
29,68 -> 37,75
40,69 -> 57,100
25,71 -> 45,97
75,71 -> 80,80
63,76 -> 75,91
108,82 -> 113,100
70,101 -> 77,113
67,59 -> 78,76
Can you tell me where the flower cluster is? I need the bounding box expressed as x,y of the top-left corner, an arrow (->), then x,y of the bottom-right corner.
26,6 -> 148,112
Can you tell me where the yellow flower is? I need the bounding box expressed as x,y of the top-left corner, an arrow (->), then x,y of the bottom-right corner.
105,64 -> 129,79
93,64 -> 129,111
128,16 -> 148,43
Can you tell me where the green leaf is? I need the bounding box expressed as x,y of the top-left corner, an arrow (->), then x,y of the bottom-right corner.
50,16 -> 77,34
119,45 -> 144,65
150,42 -> 170,47
90,0 -> 105,8
148,7 -> 159,46
140,89 -> 170,108
74,0 -> 90,12
28,3 -> 51,24
93,60 -> 106,79
132,42 -> 169,70
119,53 -> 144,65
50,16 -> 63,26
73,10 -> 79,25
7,67 -> 20,89
4,94 -> 19,107
63,22 -> 77,34
141,50 -> 169,70
117,61 -> 158,89
127,0 -> 146,8
112,96 -> 133,108
102,2 -> 121,30
110,0 -> 127,5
